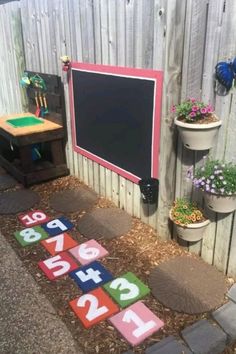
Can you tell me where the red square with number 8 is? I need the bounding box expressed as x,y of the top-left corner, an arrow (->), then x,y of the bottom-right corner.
38,252 -> 79,280
69,287 -> 119,328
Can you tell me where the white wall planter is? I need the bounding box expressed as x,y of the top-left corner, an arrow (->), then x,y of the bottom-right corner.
169,210 -> 210,242
204,192 -> 236,213
174,117 -> 222,150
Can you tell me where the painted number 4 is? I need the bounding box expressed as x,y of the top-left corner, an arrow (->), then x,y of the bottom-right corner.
69,288 -> 119,328
110,301 -> 164,346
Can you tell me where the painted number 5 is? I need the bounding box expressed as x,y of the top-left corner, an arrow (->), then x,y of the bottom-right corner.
38,252 -> 79,280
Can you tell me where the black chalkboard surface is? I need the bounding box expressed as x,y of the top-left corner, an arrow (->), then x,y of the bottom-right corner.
70,63 -> 163,183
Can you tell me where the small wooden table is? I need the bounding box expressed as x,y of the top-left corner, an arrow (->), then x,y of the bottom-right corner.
0,113 -> 69,186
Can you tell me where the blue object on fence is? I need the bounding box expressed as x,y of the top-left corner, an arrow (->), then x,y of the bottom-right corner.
215,57 -> 236,94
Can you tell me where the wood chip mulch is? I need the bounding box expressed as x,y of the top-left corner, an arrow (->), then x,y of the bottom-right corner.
0,175 -> 235,354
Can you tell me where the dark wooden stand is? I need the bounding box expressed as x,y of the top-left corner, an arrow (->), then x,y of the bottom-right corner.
0,113 -> 69,186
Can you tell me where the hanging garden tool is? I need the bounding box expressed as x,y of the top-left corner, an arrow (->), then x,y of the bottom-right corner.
215,57 -> 236,95
35,91 -> 40,117
43,93 -> 49,115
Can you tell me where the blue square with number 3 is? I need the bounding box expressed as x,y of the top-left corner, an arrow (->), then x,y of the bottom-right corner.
69,261 -> 113,292
41,216 -> 74,236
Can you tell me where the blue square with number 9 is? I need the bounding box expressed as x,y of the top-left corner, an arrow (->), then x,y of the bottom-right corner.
69,261 -> 113,292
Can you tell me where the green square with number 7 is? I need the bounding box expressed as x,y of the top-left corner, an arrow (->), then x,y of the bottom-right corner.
14,226 -> 48,246
103,272 -> 150,308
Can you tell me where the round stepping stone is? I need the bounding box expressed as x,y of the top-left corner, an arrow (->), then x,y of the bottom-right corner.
78,208 -> 132,239
0,189 -> 40,214
0,175 -> 18,191
149,256 -> 227,314
49,188 -> 98,213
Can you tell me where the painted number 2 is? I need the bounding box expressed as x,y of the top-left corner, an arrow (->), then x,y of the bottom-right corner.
69,288 -> 119,328
77,294 -> 108,321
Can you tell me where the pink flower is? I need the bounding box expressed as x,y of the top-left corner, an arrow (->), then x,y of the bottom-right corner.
200,108 -> 207,114
191,105 -> 199,112
189,112 -> 196,117
207,105 -> 213,113
189,98 -> 196,102
171,105 -> 176,113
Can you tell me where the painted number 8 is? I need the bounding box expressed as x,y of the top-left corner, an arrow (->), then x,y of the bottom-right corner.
19,228 -> 42,243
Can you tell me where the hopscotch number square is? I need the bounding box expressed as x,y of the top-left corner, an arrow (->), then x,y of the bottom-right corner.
69,239 -> 109,265
109,301 -> 164,346
69,287 -> 119,328
41,233 -> 78,256
41,217 -> 74,236
18,210 -> 50,227
14,226 -> 49,247
103,272 -> 150,308
38,251 -> 79,280
70,261 -> 113,292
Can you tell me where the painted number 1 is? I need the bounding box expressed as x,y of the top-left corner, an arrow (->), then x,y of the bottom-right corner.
122,309 -> 156,338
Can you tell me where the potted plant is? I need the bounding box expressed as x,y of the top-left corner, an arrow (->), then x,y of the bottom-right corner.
169,198 -> 210,242
192,159 -> 236,213
171,98 -> 222,150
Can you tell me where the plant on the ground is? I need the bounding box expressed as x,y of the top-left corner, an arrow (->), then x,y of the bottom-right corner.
171,98 -> 215,123
191,159 -> 236,195
170,198 -> 206,227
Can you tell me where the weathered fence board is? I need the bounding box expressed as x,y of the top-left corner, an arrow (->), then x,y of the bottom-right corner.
1,0 -> 236,278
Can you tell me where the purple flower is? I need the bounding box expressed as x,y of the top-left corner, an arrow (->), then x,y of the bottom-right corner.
201,181 -> 205,185
192,105 -> 199,112
200,108 -> 207,114
206,185 -> 210,191
189,112 -> 196,117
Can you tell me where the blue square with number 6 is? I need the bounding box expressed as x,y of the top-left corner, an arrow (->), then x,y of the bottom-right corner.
69,261 -> 113,292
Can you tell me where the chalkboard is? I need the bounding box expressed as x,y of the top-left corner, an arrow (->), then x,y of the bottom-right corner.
70,63 -> 163,183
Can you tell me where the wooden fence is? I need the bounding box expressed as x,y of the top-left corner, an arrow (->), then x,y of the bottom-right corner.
0,0 -> 235,278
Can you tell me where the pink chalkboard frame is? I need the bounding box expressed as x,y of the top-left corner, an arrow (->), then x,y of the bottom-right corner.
69,62 -> 163,184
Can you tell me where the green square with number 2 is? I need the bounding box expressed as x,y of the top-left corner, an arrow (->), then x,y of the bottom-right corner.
103,272 -> 150,308
14,226 -> 48,246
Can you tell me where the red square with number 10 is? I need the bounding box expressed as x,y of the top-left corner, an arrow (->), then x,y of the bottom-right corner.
18,210 -> 50,227
38,252 -> 79,280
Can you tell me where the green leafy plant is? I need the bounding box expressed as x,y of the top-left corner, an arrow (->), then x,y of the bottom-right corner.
192,159 -> 236,195
170,198 -> 206,227
171,98 -> 215,123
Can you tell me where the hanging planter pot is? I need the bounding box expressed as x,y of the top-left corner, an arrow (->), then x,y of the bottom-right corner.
169,199 -> 210,242
170,212 -> 210,242
192,159 -> 236,214
138,178 -> 159,204
203,192 -> 236,213
174,117 -> 222,150
171,98 -> 222,150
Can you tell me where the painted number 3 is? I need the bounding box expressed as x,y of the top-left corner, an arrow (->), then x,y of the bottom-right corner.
110,278 -> 140,300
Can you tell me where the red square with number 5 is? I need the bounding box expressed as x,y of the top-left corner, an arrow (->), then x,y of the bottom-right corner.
38,252 -> 79,280
69,287 -> 119,328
